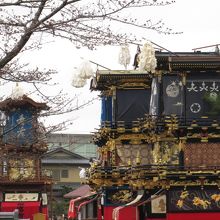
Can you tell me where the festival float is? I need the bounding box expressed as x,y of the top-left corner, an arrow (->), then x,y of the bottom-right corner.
0,84 -> 52,220
70,42 -> 220,220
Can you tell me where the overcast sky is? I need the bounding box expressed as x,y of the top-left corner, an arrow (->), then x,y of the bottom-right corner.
6,0 -> 220,134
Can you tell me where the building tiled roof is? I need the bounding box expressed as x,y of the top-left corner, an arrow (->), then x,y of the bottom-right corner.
42,147 -> 88,159
41,147 -> 90,165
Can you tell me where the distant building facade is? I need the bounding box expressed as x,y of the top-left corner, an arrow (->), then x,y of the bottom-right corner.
46,133 -> 97,159
42,133 -> 97,200
41,147 -> 90,198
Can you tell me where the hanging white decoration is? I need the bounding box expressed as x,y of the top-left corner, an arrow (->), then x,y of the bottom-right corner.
118,44 -> 131,69
149,78 -> 158,116
71,60 -> 94,88
11,83 -> 24,100
79,167 -> 86,179
138,42 -> 157,73
71,74 -> 87,88
78,60 -> 93,80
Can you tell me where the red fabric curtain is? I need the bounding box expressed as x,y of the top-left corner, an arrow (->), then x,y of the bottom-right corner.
167,213 -> 220,220
118,207 -> 137,220
23,202 -> 40,219
104,206 -> 138,220
1,202 -> 40,220
42,207 -> 49,220
104,206 -> 114,220
1,202 -> 18,212
147,218 -> 166,220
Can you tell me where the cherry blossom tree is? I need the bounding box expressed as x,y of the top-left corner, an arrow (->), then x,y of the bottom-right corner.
0,0 -> 178,72
0,0 -> 179,132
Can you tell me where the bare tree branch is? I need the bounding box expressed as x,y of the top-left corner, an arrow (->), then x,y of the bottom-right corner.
0,0 -> 180,133
0,0 -> 179,70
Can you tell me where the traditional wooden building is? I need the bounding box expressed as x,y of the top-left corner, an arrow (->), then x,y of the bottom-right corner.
0,91 -> 52,220
41,147 -> 90,198
86,46 -> 220,220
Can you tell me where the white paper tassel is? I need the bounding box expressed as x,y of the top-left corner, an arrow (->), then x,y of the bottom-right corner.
149,78 -> 158,116
118,45 -> 131,69
71,74 -> 87,88
79,167 -> 86,179
138,42 -> 157,73
71,60 -> 94,88
11,83 -> 24,100
78,60 -> 93,79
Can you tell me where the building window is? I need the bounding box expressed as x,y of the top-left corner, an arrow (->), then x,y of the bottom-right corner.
52,169 -> 60,181
61,169 -> 69,178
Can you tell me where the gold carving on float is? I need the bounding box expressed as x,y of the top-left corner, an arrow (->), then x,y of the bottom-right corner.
116,133 -> 147,141
177,199 -> 184,208
130,139 -> 142,145
117,127 -> 126,133
118,82 -> 150,89
132,121 -> 140,133
127,179 -> 168,190
152,141 -> 179,165
165,115 -> 179,135
112,171 -> 120,179
193,197 -> 211,209
176,190 -> 189,208
178,139 -> 186,151
169,179 -> 220,187
180,191 -> 189,199
211,194 -> 220,202
87,165 -> 220,189
142,115 -> 156,130
109,190 -> 134,203
89,135 -> 220,189
136,151 -> 141,165
176,191 -> 213,210
8,159 -> 35,181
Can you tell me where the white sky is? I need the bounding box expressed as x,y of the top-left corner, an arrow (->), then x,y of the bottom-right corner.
4,0 -> 220,134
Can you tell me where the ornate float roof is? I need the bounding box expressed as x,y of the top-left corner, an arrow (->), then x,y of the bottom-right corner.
0,95 -> 49,111
156,51 -> 220,71
91,52 -> 220,91
90,70 -> 151,90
